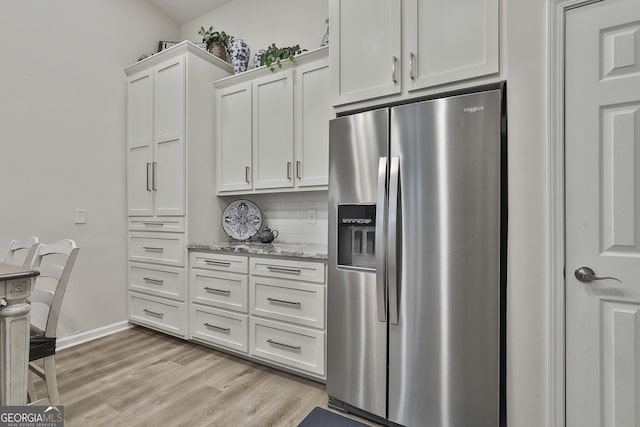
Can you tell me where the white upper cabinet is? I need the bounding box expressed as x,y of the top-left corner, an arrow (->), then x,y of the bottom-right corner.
252,69 -> 295,190
329,0 -> 401,106
127,57 -> 185,217
330,0 -> 500,107
215,47 -> 330,195
405,0 -> 499,91
217,82 -> 253,192
127,69 -> 154,217
153,56 -> 185,216
295,56 -> 330,188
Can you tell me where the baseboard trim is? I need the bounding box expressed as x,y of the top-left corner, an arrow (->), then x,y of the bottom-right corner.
57,321 -> 132,351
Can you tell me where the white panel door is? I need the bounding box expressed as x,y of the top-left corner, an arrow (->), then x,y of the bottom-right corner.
565,1 -> 640,426
295,57 -> 330,188
217,82 -> 253,192
127,71 -> 154,216
154,56 -> 185,216
405,0 -> 499,90
329,0 -> 401,106
252,69 -> 294,190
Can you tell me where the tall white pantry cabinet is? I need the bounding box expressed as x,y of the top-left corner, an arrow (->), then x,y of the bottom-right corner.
125,41 -> 232,337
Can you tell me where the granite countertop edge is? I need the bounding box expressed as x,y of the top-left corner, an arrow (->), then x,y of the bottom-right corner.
187,242 -> 328,261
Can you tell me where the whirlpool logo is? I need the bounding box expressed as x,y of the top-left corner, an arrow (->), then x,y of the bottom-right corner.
464,105 -> 484,113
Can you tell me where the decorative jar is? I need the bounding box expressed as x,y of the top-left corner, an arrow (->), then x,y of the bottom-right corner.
253,49 -> 266,69
229,39 -> 250,74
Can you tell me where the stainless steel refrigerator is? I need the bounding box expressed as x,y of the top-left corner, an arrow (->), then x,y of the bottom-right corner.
327,85 -> 507,427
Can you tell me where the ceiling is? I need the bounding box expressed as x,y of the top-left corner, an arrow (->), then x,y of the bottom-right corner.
149,0 -> 233,25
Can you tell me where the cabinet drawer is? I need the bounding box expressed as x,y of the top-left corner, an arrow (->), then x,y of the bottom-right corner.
129,292 -> 186,337
129,232 -> 185,266
128,217 -> 185,232
191,305 -> 248,353
129,262 -> 185,301
191,269 -> 248,313
250,258 -> 325,284
250,277 -> 325,329
190,252 -> 248,274
249,318 -> 325,377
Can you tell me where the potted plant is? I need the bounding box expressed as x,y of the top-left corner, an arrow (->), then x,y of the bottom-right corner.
198,25 -> 234,61
259,43 -> 306,72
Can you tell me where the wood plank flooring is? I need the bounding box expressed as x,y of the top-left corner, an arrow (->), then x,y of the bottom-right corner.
32,326 -> 376,426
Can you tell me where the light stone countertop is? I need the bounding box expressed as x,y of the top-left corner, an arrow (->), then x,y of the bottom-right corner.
187,242 -> 328,261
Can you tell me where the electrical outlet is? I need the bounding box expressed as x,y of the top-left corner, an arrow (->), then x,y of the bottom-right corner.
75,209 -> 87,224
306,209 -> 316,224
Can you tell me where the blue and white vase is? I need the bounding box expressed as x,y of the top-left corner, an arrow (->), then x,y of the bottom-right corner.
229,39 -> 250,74
253,49 -> 266,69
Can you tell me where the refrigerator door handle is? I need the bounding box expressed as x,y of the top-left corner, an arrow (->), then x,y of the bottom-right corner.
375,156 -> 387,322
388,156 -> 400,325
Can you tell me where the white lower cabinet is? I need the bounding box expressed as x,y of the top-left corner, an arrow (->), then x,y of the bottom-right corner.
129,292 -> 187,337
249,318 -> 325,377
250,276 -> 325,329
189,251 -> 327,380
191,305 -> 248,353
129,232 -> 185,266
129,263 -> 185,301
191,269 -> 248,313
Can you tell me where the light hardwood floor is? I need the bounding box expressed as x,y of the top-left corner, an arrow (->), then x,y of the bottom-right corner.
32,326 -> 375,426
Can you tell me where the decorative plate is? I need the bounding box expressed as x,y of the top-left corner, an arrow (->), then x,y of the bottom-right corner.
221,199 -> 263,241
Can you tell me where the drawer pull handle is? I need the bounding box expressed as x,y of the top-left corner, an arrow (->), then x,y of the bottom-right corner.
143,309 -> 164,318
204,260 -> 231,267
146,163 -> 151,191
143,246 -> 164,253
267,297 -> 301,307
142,222 -> 164,227
205,323 -> 230,333
143,277 -> 164,285
267,339 -> 301,352
204,287 -> 231,295
266,266 -> 302,275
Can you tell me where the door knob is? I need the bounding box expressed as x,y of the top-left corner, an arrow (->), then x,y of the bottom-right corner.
574,266 -> 621,284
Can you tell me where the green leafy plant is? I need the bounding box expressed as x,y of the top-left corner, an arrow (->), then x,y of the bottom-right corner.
198,26 -> 234,50
259,43 -> 307,72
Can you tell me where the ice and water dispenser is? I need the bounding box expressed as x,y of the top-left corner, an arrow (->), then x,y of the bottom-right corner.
337,204 -> 377,270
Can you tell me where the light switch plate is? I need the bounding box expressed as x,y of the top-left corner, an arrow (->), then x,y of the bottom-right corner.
75,209 -> 87,224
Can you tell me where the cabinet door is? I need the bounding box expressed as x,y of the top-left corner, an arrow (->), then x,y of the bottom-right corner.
217,82 -> 253,192
329,0 -> 401,106
295,58 -> 330,188
127,70 -> 154,216
154,56 -> 186,216
252,70 -> 294,190
406,0 -> 499,90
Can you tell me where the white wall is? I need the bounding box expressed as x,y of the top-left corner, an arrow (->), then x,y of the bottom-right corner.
181,0 -> 328,66
0,0 -> 180,338
504,1 -> 549,426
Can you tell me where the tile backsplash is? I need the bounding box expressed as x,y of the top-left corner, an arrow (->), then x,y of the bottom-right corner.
220,191 -> 328,245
